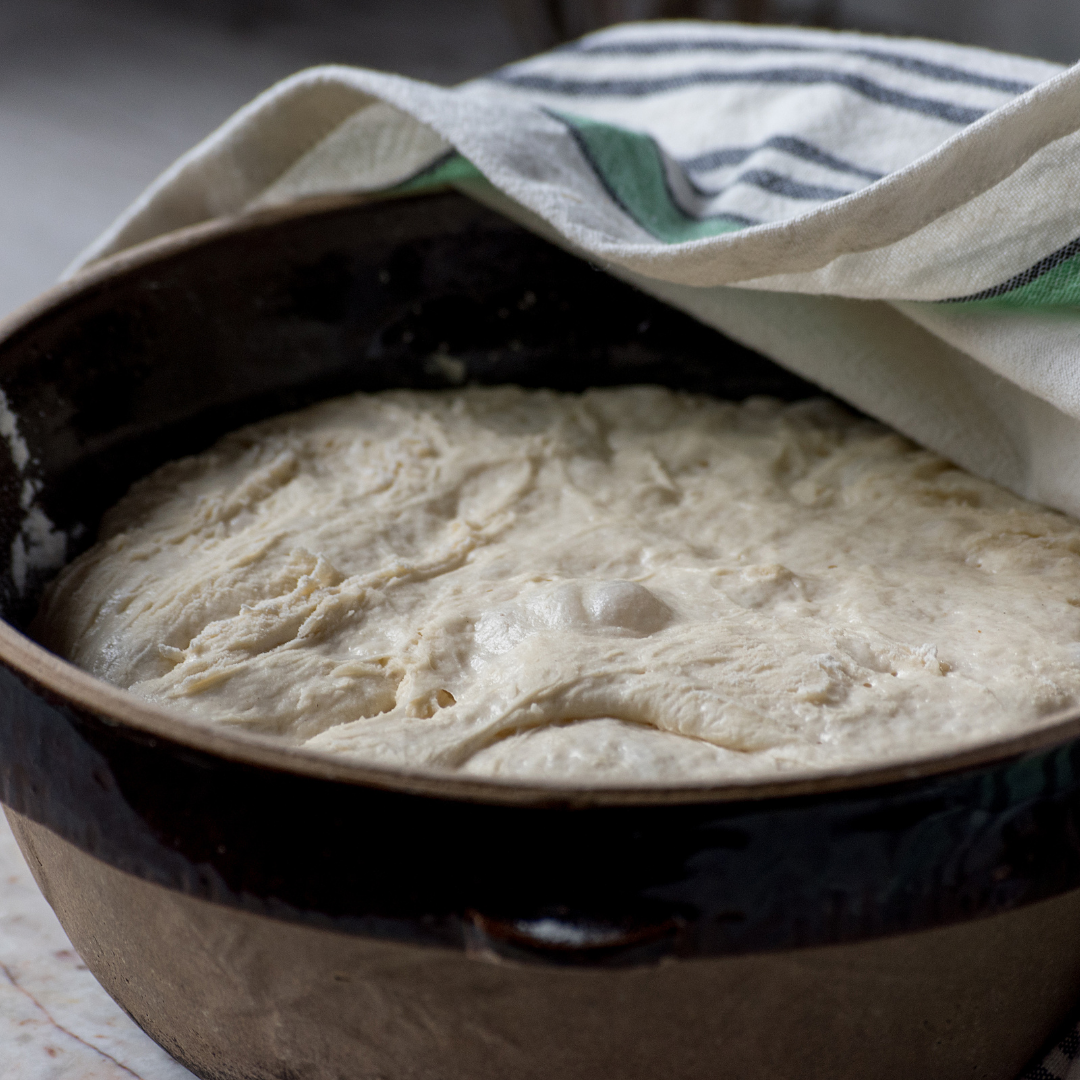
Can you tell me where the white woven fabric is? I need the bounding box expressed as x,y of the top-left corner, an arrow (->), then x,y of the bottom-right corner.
69,22 -> 1080,517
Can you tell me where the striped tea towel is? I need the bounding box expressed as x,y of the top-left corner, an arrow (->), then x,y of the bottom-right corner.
69,22 -> 1080,522
62,21 -> 1080,1079
68,21 -> 1080,523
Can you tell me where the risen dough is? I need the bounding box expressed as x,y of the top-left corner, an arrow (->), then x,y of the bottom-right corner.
33,386 -> 1080,783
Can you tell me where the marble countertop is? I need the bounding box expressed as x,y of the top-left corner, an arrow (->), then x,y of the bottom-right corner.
0,813 -> 194,1079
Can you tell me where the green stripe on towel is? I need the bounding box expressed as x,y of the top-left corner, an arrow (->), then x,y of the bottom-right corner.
556,113 -> 749,242
395,152 -> 484,192
394,116 -> 750,243
943,251 -> 1080,311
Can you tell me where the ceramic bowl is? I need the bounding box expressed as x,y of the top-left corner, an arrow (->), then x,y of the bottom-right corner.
2,190 -> 1080,1080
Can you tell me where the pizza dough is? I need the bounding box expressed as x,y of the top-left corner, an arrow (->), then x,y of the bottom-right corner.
33,386 -> 1080,784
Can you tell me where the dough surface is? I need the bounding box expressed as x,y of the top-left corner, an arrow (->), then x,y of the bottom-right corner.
33,386 -> 1080,784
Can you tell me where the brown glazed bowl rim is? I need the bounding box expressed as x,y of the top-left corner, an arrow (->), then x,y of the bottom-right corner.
7,188 -> 1080,810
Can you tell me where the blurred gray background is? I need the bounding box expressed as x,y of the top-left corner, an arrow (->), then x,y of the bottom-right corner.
1,0 -> 1076,318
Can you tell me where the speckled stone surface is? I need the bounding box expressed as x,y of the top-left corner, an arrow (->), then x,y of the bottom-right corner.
0,813 -> 194,1080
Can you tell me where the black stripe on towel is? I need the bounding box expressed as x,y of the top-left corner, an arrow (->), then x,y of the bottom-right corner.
705,168 -> 853,202
565,36 -> 1034,95
682,135 -> 883,183
676,160 -> 854,202
942,234 -> 1080,303
491,67 -> 986,126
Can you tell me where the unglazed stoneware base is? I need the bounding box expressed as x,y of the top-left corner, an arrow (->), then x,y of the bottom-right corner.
10,808 -> 1079,1080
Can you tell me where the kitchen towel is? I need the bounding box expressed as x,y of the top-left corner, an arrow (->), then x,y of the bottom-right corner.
68,20 -> 1080,523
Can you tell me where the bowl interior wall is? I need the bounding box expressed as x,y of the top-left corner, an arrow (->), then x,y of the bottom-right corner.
0,191 -> 816,627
